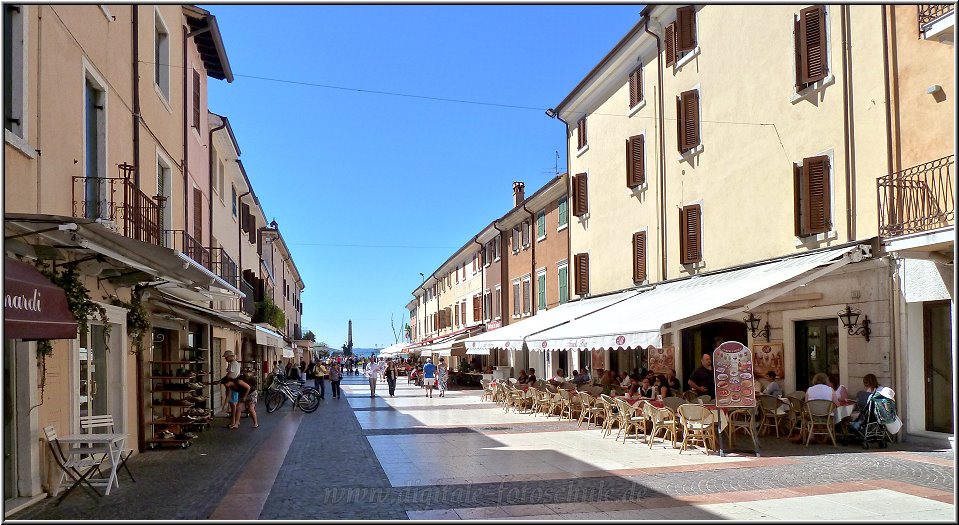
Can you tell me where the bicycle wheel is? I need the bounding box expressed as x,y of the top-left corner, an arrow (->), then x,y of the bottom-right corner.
265,390 -> 285,413
296,390 -> 320,413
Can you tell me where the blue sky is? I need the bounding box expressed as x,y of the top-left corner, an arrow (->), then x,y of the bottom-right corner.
204,4 -> 644,349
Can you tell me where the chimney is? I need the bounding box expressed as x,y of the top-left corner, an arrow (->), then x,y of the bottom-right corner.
512,181 -> 525,207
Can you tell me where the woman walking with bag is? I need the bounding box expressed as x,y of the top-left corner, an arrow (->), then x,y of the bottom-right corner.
329,361 -> 343,399
437,357 -> 449,397
385,360 -> 398,397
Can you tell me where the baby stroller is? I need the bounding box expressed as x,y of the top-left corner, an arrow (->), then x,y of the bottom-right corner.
847,387 -> 899,449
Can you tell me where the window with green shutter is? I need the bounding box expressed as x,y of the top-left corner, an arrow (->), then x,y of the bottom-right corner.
536,210 -> 546,240
558,265 -> 569,304
537,272 -> 547,310
558,198 -> 569,228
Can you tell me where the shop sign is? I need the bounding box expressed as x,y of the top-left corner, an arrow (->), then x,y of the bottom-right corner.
3,257 -> 78,340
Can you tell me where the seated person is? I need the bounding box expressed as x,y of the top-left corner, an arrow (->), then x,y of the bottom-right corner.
619,371 -> 631,389
624,383 -> 642,401
762,370 -> 783,398
638,377 -> 655,399
484,365 -> 494,374
570,370 -> 582,384
828,373 -> 849,403
550,369 -> 566,384
517,369 -> 529,384
665,369 -> 682,393
805,372 -> 837,403
580,368 -> 591,384
526,368 -> 538,384
653,375 -> 670,399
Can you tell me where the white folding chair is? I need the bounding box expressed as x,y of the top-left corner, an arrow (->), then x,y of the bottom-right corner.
80,415 -> 135,482
43,425 -> 105,505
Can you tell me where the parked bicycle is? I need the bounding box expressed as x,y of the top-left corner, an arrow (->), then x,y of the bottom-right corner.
264,378 -> 320,413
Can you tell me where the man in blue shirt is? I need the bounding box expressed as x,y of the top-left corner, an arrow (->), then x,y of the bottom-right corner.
422,358 -> 437,398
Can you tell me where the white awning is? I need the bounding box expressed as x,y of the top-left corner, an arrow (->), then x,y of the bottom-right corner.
379,343 -> 409,356
466,346 -> 490,355
255,324 -> 284,348
527,245 -> 867,352
462,290 -> 639,352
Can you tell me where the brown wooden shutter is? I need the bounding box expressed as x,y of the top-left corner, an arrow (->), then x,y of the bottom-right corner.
680,90 -> 700,151
192,69 -> 201,129
680,204 -> 702,264
632,231 -> 647,283
473,295 -> 481,321
676,96 -> 684,152
799,5 -> 827,85
676,6 -> 697,52
665,23 -> 676,67
794,15 -> 804,90
628,67 -> 642,107
576,117 -> 587,149
193,187 -> 203,242
627,135 -> 645,187
793,163 -> 804,237
248,213 -> 256,244
803,155 -> 831,234
574,253 -> 589,296
573,173 -> 588,216
240,203 -> 250,232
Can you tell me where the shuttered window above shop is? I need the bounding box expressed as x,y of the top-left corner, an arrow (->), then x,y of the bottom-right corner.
627,134 -> 645,188
680,204 -> 702,265
572,173 -> 588,217
794,155 -> 831,237
676,89 -> 700,153
795,5 -> 828,90
574,253 -> 589,296
633,231 -> 647,283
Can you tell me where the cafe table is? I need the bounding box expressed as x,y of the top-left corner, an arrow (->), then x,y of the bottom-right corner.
833,399 -> 857,421
56,432 -> 126,495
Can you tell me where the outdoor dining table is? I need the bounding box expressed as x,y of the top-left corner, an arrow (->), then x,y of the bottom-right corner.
55,432 -> 127,495
833,399 -> 857,421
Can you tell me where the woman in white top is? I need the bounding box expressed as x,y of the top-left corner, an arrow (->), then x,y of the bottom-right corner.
805,372 -> 837,403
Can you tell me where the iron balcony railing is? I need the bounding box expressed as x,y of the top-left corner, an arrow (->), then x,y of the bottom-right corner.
209,248 -> 239,286
72,163 -> 162,245
162,229 -> 212,271
918,4 -> 954,34
213,276 -> 256,316
877,154 -> 954,238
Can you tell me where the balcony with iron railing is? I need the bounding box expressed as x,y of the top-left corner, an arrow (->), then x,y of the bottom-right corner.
72,163 -> 162,246
877,154 -> 954,239
209,248 -> 239,286
162,229 -> 212,272
918,4 -> 954,34
213,276 -> 256,317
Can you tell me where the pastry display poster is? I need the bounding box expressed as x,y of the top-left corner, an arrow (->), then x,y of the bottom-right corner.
751,342 -> 784,382
647,346 -> 676,375
713,341 -> 756,408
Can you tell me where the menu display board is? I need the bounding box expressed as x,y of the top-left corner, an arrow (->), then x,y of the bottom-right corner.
713,341 -> 756,408
647,346 -> 676,375
751,342 -> 784,384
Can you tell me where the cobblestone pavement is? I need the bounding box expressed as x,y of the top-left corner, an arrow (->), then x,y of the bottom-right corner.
8,374 -> 954,520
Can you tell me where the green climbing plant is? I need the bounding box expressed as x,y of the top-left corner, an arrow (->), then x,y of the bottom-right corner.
36,261 -> 110,349
111,287 -> 151,355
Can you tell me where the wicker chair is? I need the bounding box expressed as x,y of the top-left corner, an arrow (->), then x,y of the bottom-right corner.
804,399 -> 837,446
682,390 -> 699,402
615,398 -> 647,443
663,396 -> 685,412
580,394 -> 604,429
758,394 -> 788,437
646,404 -> 679,449
727,407 -> 759,449
677,403 -> 717,454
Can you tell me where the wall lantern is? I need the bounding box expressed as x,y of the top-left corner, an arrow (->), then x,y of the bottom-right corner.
838,304 -> 871,341
743,312 -> 770,342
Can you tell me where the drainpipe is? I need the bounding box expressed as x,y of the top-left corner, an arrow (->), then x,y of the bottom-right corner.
840,5 -> 855,241
492,221 -> 507,325
132,6 -> 140,186
472,236 -> 484,327
209,119 -> 226,259
644,16 -> 668,282
522,202 -> 537,315
880,6 -> 895,179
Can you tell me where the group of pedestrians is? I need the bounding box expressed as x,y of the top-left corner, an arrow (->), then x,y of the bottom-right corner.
363,356 -> 401,397
219,350 -> 259,430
